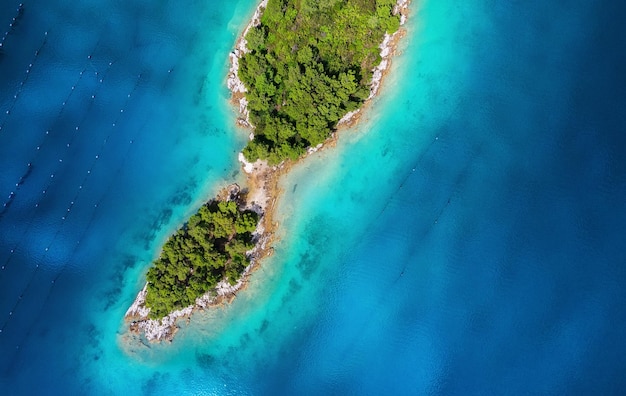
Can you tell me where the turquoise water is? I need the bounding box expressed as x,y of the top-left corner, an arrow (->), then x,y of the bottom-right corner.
2,0 -> 626,394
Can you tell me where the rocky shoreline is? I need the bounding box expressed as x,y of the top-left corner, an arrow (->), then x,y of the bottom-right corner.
124,184 -> 274,342
123,0 -> 410,343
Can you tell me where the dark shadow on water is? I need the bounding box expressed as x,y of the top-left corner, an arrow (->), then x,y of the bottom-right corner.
196,351 -> 216,369
142,371 -> 170,395
138,207 -> 174,250
258,319 -> 269,334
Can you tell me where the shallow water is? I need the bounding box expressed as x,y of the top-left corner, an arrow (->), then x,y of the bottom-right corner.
1,0 -> 626,394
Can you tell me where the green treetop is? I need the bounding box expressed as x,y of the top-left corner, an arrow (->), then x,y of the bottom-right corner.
144,199 -> 259,319
239,0 -> 401,164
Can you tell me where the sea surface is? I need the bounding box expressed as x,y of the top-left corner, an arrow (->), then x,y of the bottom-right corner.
1,0 -> 625,394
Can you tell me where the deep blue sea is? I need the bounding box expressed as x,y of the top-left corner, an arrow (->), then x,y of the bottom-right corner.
1,0 -> 626,394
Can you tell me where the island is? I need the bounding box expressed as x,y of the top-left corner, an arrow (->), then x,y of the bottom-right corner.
144,188 -> 259,319
125,0 -> 410,342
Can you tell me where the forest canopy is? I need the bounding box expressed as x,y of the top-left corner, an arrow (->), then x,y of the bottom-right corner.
144,200 -> 259,319
239,0 -> 401,164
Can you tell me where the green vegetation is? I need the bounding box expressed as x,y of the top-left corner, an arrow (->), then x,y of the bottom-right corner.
145,200 -> 259,319
239,0 -> 401,164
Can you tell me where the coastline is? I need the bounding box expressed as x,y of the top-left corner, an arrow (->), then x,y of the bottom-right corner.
123,0 -> 410,343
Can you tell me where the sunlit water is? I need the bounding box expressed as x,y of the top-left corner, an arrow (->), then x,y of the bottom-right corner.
1,0 -> 625,394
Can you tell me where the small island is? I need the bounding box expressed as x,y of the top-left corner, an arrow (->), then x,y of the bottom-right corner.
237,0 -> 402,164
125,185 -> 270,341
125,0 -> 409,342
144,191 -> 259,319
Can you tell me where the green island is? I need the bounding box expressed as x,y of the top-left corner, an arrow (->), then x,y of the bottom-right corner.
239,0 -> 402,164
127,0 -> 407,341
144,198 -> 259,319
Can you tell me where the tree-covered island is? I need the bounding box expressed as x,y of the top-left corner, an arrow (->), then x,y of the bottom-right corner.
144,194 -> 259,319
125,0 -> 408,342
239,0 -> 402,164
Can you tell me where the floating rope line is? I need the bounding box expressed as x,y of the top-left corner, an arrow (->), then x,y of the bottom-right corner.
320,134 -> 454,284
0,70 -> 148,283
160,65 -> 176,92
0,108 -> 152,361
0,65 -> 122,276
109,73 -> 142,129
271,139 -> 462,355
0,65 -> 177,359
0,50 -> 116,219
0,3 -> 24,50
16,38 -> 104,138
0,68 -> 87,216
0,34 -> 104,135
388,140 -> 483,283
0,170 -> 66,274
59,73 -> 144,216
369,135 -> 442,225
0,30 -> 47,133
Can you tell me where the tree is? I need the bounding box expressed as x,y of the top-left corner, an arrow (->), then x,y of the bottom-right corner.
238,0 -> 400,164
144,197 -> 260,319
